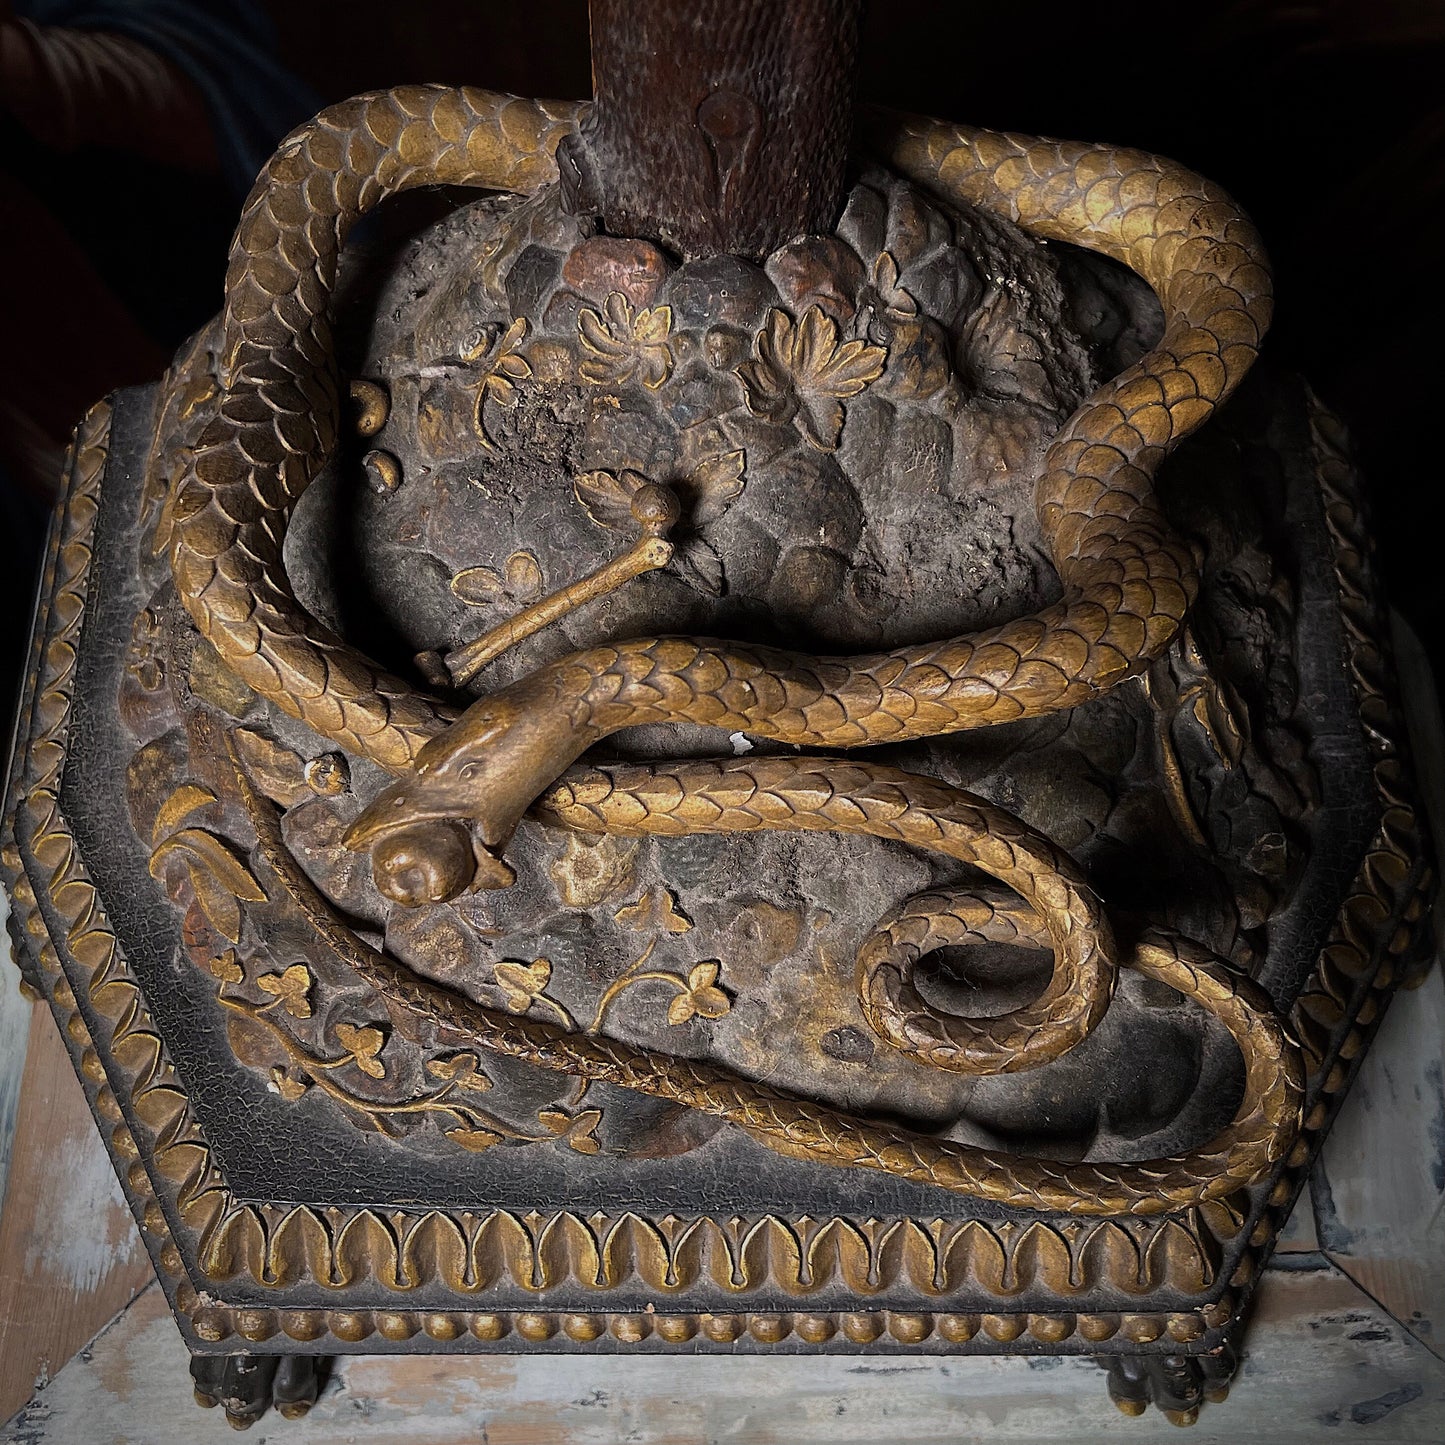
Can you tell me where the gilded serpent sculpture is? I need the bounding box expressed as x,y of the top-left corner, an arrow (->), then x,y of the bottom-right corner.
159,85 -> 1298,1209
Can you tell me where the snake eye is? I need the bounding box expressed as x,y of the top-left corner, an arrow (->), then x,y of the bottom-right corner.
459,762 -> 480,781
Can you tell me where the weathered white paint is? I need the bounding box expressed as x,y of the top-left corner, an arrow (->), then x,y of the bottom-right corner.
22,1129 -> 137,1297
0,890 -> 33,1210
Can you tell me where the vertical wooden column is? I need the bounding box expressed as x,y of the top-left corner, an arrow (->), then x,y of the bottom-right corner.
573,0 -> 860,261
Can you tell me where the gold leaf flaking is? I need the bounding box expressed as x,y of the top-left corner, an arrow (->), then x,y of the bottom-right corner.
666,961 -> 732,1026
270,1066 -> 310,1102
257,963 -> 313,1019
335,1022 -> 387,1079
738,305 -> 886,450
614,886 -> 693,935
578,292 -> 673,390
493,958 -> 554,1013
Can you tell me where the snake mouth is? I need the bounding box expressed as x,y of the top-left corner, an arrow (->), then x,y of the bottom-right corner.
342,791 -> 457,851
343,791 -> 516,905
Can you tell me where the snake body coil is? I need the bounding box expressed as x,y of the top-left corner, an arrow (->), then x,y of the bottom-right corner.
164,86 -> 1296,1209
237,753 -> 1303,1216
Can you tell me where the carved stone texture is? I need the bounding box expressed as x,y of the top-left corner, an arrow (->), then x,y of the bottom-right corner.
575,0 -> 859,260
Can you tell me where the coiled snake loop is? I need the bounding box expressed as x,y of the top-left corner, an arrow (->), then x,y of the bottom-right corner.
164,86 -> 1297,1209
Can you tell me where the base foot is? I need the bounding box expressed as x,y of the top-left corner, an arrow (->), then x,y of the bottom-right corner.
1097,1343 -> 1238,1424
189,1353 -> 327,1429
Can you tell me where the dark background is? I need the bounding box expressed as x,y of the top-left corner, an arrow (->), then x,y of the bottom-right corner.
4,0 -> 1442,726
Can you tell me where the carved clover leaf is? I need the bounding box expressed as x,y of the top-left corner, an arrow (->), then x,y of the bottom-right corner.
256,963 -> 313,1019
447,1127 -> 504,1153
615,886 -> 693,935
494,958 -> 554,1014
666,962 -> 732,1026
269,1066 -> 310,1102
739,306 -> 886,450
335,1022 -> 388,1079
538,1107 -> 604,1155
579,292 -> 673,390
451,550 -> 544,607
208,949 -> 244,984
426,1052 -> 493,1093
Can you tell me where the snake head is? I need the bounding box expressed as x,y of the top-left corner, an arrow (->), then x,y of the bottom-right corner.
342,673 -> 591,907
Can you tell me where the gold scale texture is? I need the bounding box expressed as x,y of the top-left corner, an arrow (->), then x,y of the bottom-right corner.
158,85 -> 1298,1213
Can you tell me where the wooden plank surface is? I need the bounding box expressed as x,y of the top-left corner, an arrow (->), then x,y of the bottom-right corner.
6,1264 -> 1445,1445
0,1001 -> 155,1426
0,892 -> 33,1209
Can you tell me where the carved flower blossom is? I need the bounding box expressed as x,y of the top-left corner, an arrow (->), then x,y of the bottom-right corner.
578,292 -> 674,390
738,305 -> 886,450
665,962 -> 732,1025
615,886 -> 693,935
548,832 -> 639,909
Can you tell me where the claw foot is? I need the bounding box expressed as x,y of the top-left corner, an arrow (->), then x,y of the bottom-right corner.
1098,1343 -> 1238,1425
189,1352 -> 327,1429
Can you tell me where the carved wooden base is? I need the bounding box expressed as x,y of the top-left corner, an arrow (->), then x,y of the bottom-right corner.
1,175 -> 1432,1429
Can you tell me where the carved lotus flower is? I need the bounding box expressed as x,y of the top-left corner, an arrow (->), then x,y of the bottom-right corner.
578,292 -> 674,390
738,305 -> 886,450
